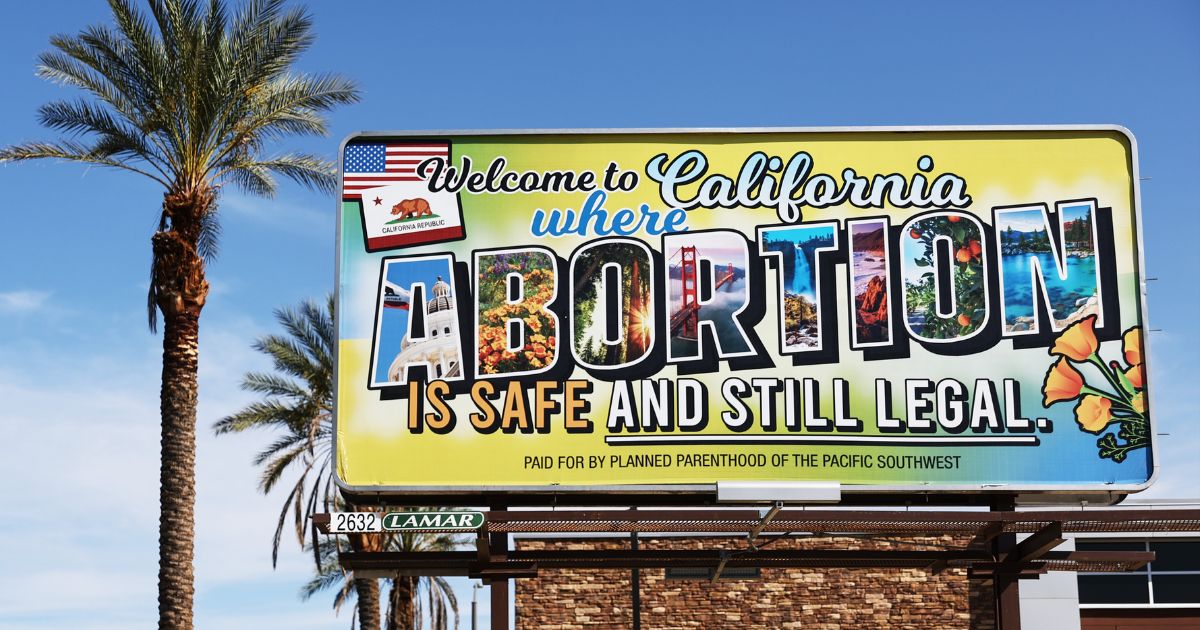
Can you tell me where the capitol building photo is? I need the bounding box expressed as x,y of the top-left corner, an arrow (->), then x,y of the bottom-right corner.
387,275 -> 463,382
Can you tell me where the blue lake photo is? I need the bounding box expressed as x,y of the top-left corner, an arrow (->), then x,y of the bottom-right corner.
1002,252 -> 1098,324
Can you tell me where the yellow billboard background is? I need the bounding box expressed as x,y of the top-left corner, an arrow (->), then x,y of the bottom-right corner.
335,128 -> 1150,494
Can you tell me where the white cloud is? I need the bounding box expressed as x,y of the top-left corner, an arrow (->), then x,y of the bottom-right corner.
219,191 -> 332,234
0,311 -> 344,627
0,289 -> 51,313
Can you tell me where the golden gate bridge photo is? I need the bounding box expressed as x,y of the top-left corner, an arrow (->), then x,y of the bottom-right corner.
668,245 -> 737,341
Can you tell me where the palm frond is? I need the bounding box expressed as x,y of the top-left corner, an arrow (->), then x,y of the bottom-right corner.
256,436 -> 310,489
271,470 -> 305,567
299,538 -> 349,600
36,99 -> 159,166
255,333 -> 322,384
214,399 -> 304,434
431,576 -> 459,629
196,202 -> 221,261
8,0 -> 358,209
217,152 -> 337,194
0,140 -> 170,186
214,295 -> 467,627
241,370 -> 310,399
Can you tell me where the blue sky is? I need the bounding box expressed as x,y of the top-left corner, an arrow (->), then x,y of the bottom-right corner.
0,1 -> 1197,628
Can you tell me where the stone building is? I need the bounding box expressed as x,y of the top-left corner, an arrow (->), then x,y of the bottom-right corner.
511,500 -> 1200,630
514,534 -> 992,629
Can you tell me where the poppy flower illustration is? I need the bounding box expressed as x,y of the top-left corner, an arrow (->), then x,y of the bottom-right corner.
1050,314 -> 1099,361
1075,395 -> 1113,433
1042,358 -> 1084,406
1124,328 -> 1142,366
1041,317 -> 1149,463
1124,364 -> 1144,389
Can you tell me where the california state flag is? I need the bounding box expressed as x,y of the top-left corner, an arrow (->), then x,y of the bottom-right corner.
356,181 -> 465,251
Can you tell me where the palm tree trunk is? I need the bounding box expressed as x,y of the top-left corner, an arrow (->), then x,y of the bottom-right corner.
356,577 -> 381,630
389,577 -> 416,630
153,189 -> 212,630
157,309 -> 200,629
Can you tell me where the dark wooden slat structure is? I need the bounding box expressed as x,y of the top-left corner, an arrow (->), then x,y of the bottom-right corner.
315,507 -> 1200,630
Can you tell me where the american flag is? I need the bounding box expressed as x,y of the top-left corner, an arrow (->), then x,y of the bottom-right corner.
342,142 -> 450,198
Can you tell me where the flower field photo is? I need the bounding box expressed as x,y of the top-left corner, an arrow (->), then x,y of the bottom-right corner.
476,251 -> 558,375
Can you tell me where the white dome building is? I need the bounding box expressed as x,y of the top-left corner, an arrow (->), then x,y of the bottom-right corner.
388,276 -> 462,382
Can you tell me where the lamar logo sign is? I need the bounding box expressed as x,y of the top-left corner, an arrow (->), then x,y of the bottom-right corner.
382,511 -> 485,531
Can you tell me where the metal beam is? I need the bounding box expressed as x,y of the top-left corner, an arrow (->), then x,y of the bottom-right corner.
710,551 -> 730,584
1006,522 -> 1064,564
971,522 -> 1004,545
713,502 -> 786,583
311,508 -> 1200,536
748,502 -> 784,547
489,499 -> 509,630
476,530 -> 490,563
323,507 -> 1186,582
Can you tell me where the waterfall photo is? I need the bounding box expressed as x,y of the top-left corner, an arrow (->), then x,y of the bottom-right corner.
761,225 -> 837,350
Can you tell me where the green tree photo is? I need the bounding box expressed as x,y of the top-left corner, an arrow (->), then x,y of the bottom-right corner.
0,1 -> 358,627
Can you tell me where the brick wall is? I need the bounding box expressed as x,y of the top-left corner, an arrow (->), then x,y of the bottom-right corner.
515,536 -> 996,629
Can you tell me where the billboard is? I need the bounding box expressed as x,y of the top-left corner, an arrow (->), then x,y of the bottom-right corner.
335,127 -> 1154,497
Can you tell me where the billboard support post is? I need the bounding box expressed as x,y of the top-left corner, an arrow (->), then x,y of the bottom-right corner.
488,498 -> 510,630
992,495 -> 1021,630
489,578 -> 508,630
630,511 -> 641,630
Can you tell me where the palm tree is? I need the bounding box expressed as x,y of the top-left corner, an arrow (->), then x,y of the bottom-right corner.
0,2 -> 358,627
385,530 -> 462,630
217,296 -> 463,629
302,526 -> 463,630
216,296 -> 382,628
216,296 -> 458,628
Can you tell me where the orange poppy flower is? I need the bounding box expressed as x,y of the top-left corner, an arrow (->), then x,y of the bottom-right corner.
1043,357 -> 1085,405
1123,328 -> 1142,367
1124,364 -> 1144,390
1131,392 -> 1146,415
1075,395 -> 1112,433
1050,315 -> 1098,361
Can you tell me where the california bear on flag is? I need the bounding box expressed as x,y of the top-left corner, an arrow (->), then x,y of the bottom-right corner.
342,141 -> 465,251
